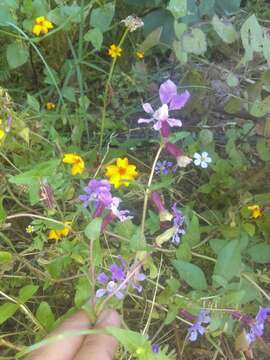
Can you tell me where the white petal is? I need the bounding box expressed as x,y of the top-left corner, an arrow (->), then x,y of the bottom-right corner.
201,151 -> 209,158
153,120 -> 162,131
138,117 -> 154,124
205,156 -> 212,163
193,153 -> 201,160
143,103 -> 154,114
167,118 -> 182,127
153,104 -> 169,121
201,161 -> 208,168
194,159 -> 201,166
96,288 -> 106,298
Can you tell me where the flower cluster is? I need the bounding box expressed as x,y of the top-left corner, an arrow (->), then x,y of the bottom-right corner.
154,160 -> 175,175
96,258 -> 145,300
79,179 -> 132,230
187,310 -> 211,341
245,307 -> 270,345
32,16 -> 53,36
171,203 -> 185,245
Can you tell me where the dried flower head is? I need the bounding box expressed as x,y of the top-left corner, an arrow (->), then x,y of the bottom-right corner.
121,15 -> 144,32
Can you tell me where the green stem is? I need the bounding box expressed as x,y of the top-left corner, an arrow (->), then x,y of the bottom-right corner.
98,28 -> 129,153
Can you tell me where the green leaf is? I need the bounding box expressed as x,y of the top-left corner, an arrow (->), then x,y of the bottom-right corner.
181,213 -> 200,247
143,9 -> 175,45
90,3 -> 115,32
62,86 -> 76,102
199,0 -> 215,16
213,240 -> 241,283
75,277 -> 91,307
172,260 -> 208,290
106,327 -> 147,353
199,129 -> 213,145
84,218 -> 102,265
0,251 -> 13,264
6,42 -> 28,69
27,94 -> 40,112
84,28 -> 103,50
47,256 -> 71,279
246,244 -> 270,264
212,15 -> 238,44
241,15 -> 264,63
0,197 -> 7,224
19,285 -> 39,303
182,28 -> 207,55
0,303 -> 18,325
176,241 -> 192,261
256,138 -> 270,161
215,0 -> 241,16
140,27 -> 162,52
36,302 -> 55,330
168,131 -> 190,143
167,0 -> 187,18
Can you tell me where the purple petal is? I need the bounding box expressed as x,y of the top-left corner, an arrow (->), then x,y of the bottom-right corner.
115,291 -> 125,300
167,118 -> 182,128
159,79 -> 177,104
138,117 -> 154,124
143,103 -> 154,113
97,272 -> 109,284
169,90 -> 190,110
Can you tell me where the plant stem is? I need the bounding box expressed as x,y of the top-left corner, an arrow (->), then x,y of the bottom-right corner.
98,28 -> 129,153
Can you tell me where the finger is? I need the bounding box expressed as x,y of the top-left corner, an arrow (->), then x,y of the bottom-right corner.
25,310 -> 91,360
73,309 -> 121,360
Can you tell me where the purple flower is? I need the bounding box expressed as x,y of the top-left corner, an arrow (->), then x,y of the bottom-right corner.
110,263 -> 126,282
171,203 -> 185,245
152,343 -> 159,353
138,80 -> 190,136
154,160 -> 174,175
79,179 -> 112,208
95,260 -> 145,300
188,310 -> 211,342
246,307 -> 270,345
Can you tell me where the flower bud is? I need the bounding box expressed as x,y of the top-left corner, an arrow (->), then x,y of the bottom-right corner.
176,155 -> 192,168
155,227 -> 175,247
165,143 -> 183,157
150,191 -> 165,212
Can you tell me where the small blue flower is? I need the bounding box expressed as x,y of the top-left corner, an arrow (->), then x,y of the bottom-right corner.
154,160 -> 174,175
151,343 -> 159,353
246,307 -> 270,345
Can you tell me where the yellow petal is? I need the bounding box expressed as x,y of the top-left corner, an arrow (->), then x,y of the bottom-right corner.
116,157 -> 128,168
36,16 -> 45,24
32,24 -> 42,36
105,165 -> 118,177
63,153 -> 77,164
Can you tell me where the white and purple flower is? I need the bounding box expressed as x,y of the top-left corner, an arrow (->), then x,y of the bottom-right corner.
171,203 -> 185,245
193,152 -> 212,169
138,79 -> 190,137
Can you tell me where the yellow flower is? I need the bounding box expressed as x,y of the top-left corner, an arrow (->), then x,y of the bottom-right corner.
248,205 -> 262,219
32,16 -> 54,36
26,225 -> 34,234
136,50 -> 144,59
0,129 -> 5,140
105,157 -> 138,188
63,153 -> 85,176
46,102 -> 56,110
108,44 -> 122,58
48,222 -> 71,240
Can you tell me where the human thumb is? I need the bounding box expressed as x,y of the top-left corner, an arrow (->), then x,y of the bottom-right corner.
73,309 -> 121,360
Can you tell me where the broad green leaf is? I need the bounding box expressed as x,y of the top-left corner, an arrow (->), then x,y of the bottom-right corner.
181,213 -> 200,247
84,28 -> 103,50
62,86 -> 76,102
0,6 -> 16,26
143,9 -> 175,45
75,277 -> 91,307
199,0 -> 215,16
27,94 -> 40,112
174,21 -> 187,39
167,0 -> 187,18
210,239 -> 228,255
0,303 -> 18,325
85,218 -> 102,242
215,0 -> 241,15
173,39 -> 188,64
140,27 -> 162,52
172,260 -> 208,290
47,256 -> 71,279
199,129 -> 213,145
182,28 -> 207,55
241,15 -> 264,63
19,285 -> 39,303
256,138 -> 270,161
62,4 -> 81,23
212,15 -> 238,44
213,240 -> 241,283
176,241 -> 192,261
90,3 -> 114,32
36,302 -> 55,330
246,244 -> 270,263
0,251 -> 13,264
6,42 -> 29,69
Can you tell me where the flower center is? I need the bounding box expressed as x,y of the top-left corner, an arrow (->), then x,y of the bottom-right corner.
118,167 -> 126,176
